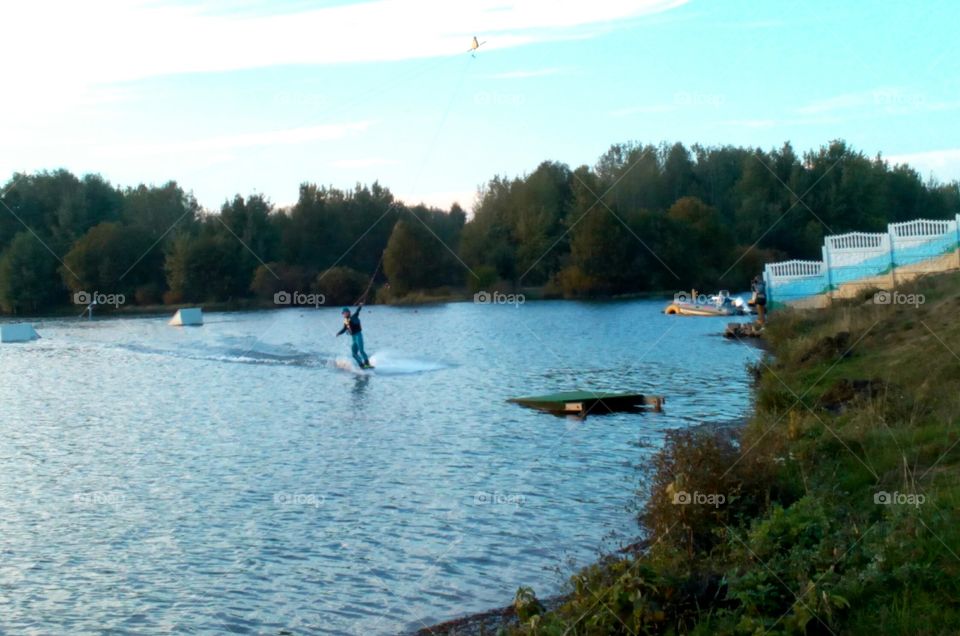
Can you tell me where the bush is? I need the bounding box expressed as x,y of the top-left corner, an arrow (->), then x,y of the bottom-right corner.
512,557 -> 719,636
250,262 -> 313,300
642,429 -> 784,558
313,266 -> 370,306
134,283 -> 164,305
468,264 -> 498,294
514,586 -> 544,622
725,497 -> 852,633
555,265 -> 603,298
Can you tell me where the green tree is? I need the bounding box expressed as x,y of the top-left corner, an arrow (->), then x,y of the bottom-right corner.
567,207 -> 632,295
691,144 -> 751,224
599,142 -> 662,212
513,162 -> 573,284
121,181 -> 199,241
660,141 -> 697,205
383,219 -> 435,296
164,233 -> 250,303
313,266 -> 369,306
219,194 -> 278,265
0,232 -> 64,313
460,176 -> 519,282
61,222 -> 159,301
0,171 -> 122,255
250,263 -> 313,301
667,196 -> 733,282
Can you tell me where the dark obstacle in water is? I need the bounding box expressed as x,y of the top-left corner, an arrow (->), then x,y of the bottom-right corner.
508,390 -> 665,416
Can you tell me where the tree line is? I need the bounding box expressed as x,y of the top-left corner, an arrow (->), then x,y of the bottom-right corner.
0,139 -> 956,314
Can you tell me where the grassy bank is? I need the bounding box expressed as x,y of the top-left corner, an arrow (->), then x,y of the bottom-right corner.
501,272 -> 960,635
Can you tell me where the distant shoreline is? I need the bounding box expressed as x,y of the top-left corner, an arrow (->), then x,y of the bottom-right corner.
2,288 -> 698,321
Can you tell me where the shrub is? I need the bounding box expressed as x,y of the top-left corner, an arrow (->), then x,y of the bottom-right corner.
555,265 -> 602,298
469,264 -> 498,294
313,266 -> 370,306
134,283 -> 164,305
642,429 -> 783,558
250,262 -> 313,300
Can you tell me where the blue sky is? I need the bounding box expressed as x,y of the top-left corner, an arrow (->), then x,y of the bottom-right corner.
2,0 -> 958,212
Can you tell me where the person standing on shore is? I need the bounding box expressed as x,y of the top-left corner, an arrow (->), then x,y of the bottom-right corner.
751,275 -> 767,325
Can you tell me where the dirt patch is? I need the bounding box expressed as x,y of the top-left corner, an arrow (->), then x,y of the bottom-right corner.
799,331 -> 852,364
818,378 -> 888,412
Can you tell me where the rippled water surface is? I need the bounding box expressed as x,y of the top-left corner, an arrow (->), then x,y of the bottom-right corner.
0,301 -> 757,634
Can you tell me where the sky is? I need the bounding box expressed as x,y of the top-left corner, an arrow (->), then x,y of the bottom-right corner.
2,0 -> 958,213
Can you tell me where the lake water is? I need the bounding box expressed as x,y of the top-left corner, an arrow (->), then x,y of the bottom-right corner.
0,300 -> 757,635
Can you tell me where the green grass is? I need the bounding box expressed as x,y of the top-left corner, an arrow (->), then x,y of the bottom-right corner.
508,271 -> 960,635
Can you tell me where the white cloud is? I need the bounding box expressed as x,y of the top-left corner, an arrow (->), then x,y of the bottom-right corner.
885,149 -> 960,183
329,158 -> 399,169
796,87 -> 959,117
92,121 -> 374,159
1,0 -> 687,86
0,0 -> 688,137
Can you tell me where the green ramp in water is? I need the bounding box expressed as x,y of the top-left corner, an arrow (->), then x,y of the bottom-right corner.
508,390 -> 664,416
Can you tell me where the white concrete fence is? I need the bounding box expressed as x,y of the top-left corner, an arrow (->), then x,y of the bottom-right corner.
764,214 -> 960,307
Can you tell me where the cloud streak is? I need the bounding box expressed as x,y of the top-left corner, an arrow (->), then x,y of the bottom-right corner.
2,0 -> 688,86
329,157 -> 399,169
796,87 -> 960,116
885,149 -> 960,182
93,121 -> 374,159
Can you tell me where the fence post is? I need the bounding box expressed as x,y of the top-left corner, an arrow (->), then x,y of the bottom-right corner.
822,244 -> 833,304
955,214 -> 960,270
763,265 -> 772,307
888,225 -> 897,288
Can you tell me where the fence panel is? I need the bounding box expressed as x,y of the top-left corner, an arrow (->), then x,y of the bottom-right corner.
890,218 -> 959,268
766,214 -> 960,306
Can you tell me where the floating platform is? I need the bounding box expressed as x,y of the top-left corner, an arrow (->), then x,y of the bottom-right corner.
509,391 -> 664,416
169,307 -> 203,326
0,323 -> 40,343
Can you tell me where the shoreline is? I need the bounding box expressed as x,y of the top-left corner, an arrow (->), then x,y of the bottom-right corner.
415,417 -> 757,633
410,595 -> 568,636
0,289 -> 705,321
446,272 -> 960,633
